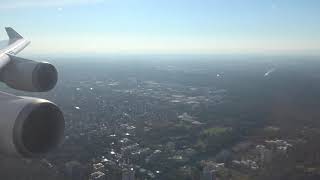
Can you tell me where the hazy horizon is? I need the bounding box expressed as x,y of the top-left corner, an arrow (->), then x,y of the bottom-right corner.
1,0 -> 320,55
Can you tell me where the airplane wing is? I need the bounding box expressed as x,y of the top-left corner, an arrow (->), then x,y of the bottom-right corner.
0,27 -> 64,158
0,27 -> 30,70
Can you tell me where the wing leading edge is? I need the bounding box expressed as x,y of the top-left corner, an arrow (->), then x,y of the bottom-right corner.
0,27 -> 30,70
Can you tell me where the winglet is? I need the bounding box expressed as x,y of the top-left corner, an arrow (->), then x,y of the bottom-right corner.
5,27 -> 23,41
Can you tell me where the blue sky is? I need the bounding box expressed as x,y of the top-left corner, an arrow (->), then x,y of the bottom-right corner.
0,0 -> 319,55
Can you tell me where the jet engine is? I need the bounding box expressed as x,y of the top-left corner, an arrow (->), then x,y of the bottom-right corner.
0,27 -> 64,158
0,55 -> 58,92
0,92 -> 64,158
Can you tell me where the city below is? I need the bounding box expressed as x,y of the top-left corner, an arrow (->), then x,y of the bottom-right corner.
1,55 -> 320,180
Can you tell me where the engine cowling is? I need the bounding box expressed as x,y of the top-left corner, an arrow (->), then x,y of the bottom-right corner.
0,92 -> 64,158
0,55 -> 58,92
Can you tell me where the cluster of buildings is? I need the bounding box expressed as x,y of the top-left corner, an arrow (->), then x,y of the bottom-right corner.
230,138 -> 293,172
200,161 -> 226,180
39,74 -> 233,179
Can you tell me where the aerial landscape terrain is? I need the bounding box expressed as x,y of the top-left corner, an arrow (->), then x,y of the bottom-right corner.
1,54 -> 320,180
0,0 -> 319,179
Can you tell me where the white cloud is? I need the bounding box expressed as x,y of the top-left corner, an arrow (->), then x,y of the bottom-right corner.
0,0 -> 105,9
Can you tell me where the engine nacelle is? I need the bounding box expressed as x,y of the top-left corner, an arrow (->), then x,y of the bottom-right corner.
0,92 -> 64,158
0,55 -> 58,92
